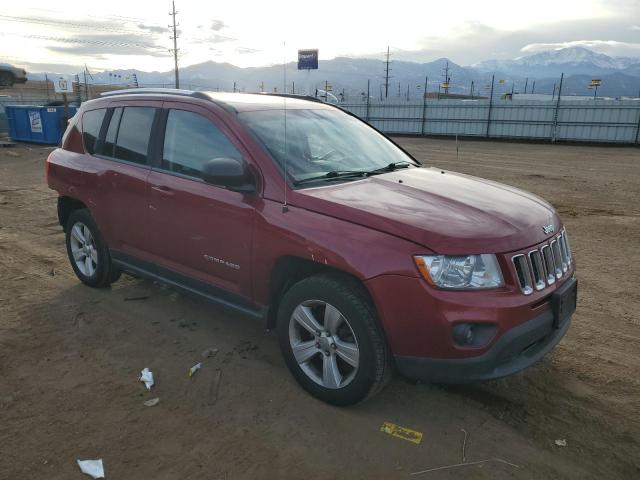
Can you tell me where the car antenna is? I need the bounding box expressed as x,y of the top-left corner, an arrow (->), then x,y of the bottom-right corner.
282,40 -> 289,213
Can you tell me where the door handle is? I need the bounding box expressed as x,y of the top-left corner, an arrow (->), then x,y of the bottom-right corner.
151,185 -> 174,196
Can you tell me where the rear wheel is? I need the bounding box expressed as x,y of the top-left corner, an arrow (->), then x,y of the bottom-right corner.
277,274 -> 391,405
65,209 -> 119,288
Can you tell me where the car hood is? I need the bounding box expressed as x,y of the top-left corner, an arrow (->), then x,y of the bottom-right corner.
291,167 -> 560,254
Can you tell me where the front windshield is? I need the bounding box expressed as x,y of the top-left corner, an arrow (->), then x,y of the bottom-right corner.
238,108 -> 417,185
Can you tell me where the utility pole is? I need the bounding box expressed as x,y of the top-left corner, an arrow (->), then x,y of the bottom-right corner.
442,61 -> 451,95
531,80 -> 535,94
406,83 -> 410,101
470,80 -> 474,98
169,1 -> 180,89
74,74 -> 81,105
552,83 -> 556,100
383,46 -> 391,98
524,77 -> 528,94
397,81 -> 401,97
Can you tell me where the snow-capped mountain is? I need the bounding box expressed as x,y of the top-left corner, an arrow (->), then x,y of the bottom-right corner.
474,47 -> 640,77
24,46 -> 640,98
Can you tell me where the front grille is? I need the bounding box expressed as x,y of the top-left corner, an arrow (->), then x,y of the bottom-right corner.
512,228 -> 573,295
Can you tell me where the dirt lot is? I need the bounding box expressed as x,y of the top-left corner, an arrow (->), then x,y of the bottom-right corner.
1,138 -> 638,479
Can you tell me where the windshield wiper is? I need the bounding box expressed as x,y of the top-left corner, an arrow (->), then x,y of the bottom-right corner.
365,161 -> 415,175
293,170 -> 367,186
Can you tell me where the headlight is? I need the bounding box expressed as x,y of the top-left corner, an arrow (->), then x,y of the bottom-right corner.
414,254 -> 504,289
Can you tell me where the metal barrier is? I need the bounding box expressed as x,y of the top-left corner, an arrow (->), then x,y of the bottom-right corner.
342,98 -> 640,144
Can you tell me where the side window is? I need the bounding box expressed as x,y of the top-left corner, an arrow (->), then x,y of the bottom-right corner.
82,108 -> 106,155
99,107 -> 122,158
161,109 -> 242,179
113,107 -> 156,165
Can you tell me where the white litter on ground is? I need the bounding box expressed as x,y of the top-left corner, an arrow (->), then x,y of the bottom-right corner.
144,397 -> 160,407
188,363 -> 202,378
555,439 -> 568,447
77,459 -> 105,478
139,368 -> 154,390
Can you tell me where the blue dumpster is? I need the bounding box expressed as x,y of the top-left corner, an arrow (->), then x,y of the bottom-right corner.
5,105 -> 78,145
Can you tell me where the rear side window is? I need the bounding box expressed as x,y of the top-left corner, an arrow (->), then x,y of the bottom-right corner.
99,107 -> 122,158
161,109 -> 242,179
82,108 -> 106,155
114,107 -> 156,165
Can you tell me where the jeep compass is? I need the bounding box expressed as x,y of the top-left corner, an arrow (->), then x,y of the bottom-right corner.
46,89 -> 577,405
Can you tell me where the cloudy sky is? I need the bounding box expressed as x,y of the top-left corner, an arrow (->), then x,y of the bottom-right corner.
1,0 -> 639,74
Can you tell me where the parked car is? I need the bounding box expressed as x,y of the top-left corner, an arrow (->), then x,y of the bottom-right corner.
0,64 -> 27,87
46,89 -> 577,405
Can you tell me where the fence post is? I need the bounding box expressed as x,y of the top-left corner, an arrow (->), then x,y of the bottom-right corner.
635,105 -> 640,144
366,80 -> 370,123
551,72 -> 564,143
44,74 -> 50,102
485,75 -> 494,138
421,75 -> 428,136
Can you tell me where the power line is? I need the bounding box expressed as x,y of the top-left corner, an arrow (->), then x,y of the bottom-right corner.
169,1 -> 180,89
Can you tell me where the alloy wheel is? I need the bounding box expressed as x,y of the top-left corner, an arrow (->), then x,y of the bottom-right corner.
289,300 -> 360,389
69,221 -> 98,277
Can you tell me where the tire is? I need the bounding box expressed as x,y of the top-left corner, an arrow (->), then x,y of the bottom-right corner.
65,209 -> 119,288
277,273 -> 392,406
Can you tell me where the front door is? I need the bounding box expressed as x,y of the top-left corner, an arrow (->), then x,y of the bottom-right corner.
146,103 -> 257,300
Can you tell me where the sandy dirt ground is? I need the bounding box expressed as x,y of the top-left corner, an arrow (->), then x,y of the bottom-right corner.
1,138 -> 638,479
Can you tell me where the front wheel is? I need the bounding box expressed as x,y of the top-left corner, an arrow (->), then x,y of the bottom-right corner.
277,274 -> 392,406
65,209 -> 119,288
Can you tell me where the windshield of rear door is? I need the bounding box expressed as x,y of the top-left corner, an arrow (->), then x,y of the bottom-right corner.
237,108 -> 418,186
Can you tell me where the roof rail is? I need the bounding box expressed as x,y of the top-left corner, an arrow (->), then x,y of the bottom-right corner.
260,92 -> 327,104
100,88 -> 209,100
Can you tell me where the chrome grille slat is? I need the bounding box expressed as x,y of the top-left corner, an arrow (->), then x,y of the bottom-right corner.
563,228 -> 573,264
540,245 -> 556,285
557,234 -> 569,272
550,240 -> 563,279
512,254 -> 533,295
512,228 -> 574,295
528,250 -> 546,291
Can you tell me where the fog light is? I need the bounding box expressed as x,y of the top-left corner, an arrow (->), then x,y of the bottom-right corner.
452,323 -> 497,348
453,324 -> 474,345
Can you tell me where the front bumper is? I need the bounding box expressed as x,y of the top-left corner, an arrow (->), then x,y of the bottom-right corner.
395,302 -> 571,383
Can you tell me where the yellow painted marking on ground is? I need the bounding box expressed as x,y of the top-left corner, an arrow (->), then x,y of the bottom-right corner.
380,421 -> 423,444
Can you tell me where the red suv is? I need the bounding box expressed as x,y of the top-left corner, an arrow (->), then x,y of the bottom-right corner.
46,89 -> 577,405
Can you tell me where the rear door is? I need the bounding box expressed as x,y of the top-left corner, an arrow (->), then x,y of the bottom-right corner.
145,102 -> 258,300
90,101 -> 161,258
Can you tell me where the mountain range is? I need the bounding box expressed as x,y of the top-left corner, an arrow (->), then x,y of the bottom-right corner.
27,47 -> 640,99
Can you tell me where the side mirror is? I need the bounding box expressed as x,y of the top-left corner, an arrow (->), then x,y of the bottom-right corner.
202,157 -> 255,193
